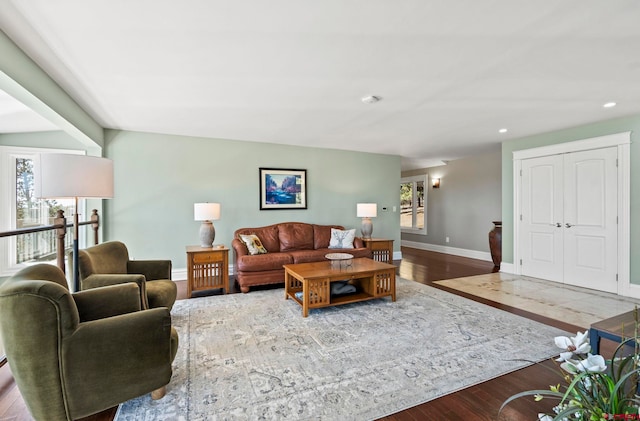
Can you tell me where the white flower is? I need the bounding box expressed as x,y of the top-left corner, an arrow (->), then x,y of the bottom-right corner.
537,414 -> 553,421
560,354 -> 607,374
555,331 -> 591,361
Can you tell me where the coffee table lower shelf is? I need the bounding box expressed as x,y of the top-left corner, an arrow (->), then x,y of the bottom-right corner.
284,258 -> 396,317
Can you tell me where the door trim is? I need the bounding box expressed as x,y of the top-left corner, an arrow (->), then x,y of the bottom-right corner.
512,131 -> 632,297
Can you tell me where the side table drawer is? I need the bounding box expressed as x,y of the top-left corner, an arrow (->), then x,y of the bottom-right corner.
193,252 -> 218,263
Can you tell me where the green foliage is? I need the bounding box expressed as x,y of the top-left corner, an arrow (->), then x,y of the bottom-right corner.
500,324 -> 640,420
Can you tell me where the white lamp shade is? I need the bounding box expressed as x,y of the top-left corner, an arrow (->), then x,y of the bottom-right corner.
356,203 -> 377,218
194,203 -> 221,221
35,154 -> 114,199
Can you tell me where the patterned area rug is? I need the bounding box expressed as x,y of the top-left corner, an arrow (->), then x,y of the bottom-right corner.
115,278 -> 569,421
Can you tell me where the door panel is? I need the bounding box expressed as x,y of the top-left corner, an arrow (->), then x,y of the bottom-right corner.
563,148 -> 617,292
520,155 -> 563,281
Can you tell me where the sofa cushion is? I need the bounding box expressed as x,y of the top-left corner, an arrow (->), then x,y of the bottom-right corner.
238,234 -> 268,255
236,253 -> 294,272
313,224 -> 344,249
279,223 -> 314,252
235,224 -> 280,252
329,228 -> 356,249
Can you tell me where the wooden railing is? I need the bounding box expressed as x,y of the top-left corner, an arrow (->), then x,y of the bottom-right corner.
0,209 -> 100,275
0,209 -> 100,367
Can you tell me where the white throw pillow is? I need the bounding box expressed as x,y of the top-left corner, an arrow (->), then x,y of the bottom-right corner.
328,228 -> 355,249
238,234 -> 268,255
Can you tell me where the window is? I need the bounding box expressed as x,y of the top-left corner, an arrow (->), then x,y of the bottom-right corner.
400,175 -> 426,234
0,146 -> 81,276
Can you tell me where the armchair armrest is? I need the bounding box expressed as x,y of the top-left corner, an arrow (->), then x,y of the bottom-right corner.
73,283 -> 141,322
82,274 -> 148,309
65,308 -> 175,404
128,260 -> 172,281
354,237 -> 365,248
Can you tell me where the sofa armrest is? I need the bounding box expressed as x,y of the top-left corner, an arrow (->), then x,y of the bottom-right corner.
231,238 -> 248,258
128,260 -> 172,281
82,274 -> 148,309
354,237 -> 365,249
73,283 -> 142,322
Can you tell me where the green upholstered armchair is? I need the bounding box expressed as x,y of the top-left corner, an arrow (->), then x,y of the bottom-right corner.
77,241 -> 177,310
0,264 -> 179,421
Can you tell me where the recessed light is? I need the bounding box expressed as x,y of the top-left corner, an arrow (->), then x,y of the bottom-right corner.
603,102 -> 617,108
361,95 -> 382,104
498,128 -> 508,134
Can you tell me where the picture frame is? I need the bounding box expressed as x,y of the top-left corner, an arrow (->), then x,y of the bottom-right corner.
259,168 -> 307,210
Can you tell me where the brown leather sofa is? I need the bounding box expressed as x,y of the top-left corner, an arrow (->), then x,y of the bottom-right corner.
232,222 -> 372,293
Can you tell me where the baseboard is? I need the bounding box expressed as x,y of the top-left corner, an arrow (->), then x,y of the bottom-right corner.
499,262 -> 516,274
173,254 -> 403,282
172,268 -> 187,281
401,240 -> 493,262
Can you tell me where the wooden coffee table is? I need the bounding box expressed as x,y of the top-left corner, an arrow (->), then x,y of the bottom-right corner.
284,257 -> 396,317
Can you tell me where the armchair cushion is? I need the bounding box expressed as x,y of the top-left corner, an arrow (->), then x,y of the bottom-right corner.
73,283 -> 141,321
82,273 -> 148,310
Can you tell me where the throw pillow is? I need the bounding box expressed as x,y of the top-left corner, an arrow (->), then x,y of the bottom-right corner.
239,234 -> 268,255
328,228 -> 355,249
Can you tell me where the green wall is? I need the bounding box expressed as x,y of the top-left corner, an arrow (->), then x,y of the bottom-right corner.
104,130 -> 401,272
0,30 -> 103,150
501,115 -> 640,281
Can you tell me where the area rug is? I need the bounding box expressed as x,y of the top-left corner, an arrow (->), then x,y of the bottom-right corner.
115,277 -> 570,421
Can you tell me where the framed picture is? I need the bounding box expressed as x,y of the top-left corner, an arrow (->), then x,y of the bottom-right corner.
259,168 -> 307,210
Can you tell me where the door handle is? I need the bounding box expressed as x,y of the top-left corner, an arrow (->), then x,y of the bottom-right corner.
565,223 -> 573,228
549,223 -> 562,227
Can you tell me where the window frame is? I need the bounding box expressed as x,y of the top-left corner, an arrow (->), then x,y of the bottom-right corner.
400,174 -> 427,235
0,146 -> 84,276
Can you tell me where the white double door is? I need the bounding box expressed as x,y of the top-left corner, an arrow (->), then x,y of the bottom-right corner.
520,147 -> 618,293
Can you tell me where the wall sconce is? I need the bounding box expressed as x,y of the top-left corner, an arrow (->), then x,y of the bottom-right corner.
432,178 -> 441,188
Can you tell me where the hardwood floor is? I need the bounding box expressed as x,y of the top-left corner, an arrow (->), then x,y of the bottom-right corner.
0,248 -> 594,420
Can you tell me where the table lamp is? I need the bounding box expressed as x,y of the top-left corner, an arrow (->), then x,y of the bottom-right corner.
356,203 -> 377,239
35,153 -> 114,291
194,203 -> 221,247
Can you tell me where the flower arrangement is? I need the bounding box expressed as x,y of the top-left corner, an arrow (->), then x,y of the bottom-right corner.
500,330 -> 640,420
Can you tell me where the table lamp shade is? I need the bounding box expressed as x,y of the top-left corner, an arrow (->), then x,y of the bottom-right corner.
194,203 -> 221,221
35,154 -> 114,199
356,203 -> 377,218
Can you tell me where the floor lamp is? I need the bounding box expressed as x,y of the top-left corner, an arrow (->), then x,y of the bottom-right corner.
35,154 -> 114,291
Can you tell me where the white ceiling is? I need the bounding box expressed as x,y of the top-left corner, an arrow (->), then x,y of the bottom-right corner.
1,0 -> 639,170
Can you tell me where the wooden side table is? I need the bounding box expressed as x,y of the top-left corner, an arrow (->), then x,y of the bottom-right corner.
362,238 -> 394,264
186,245 -> 229,297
